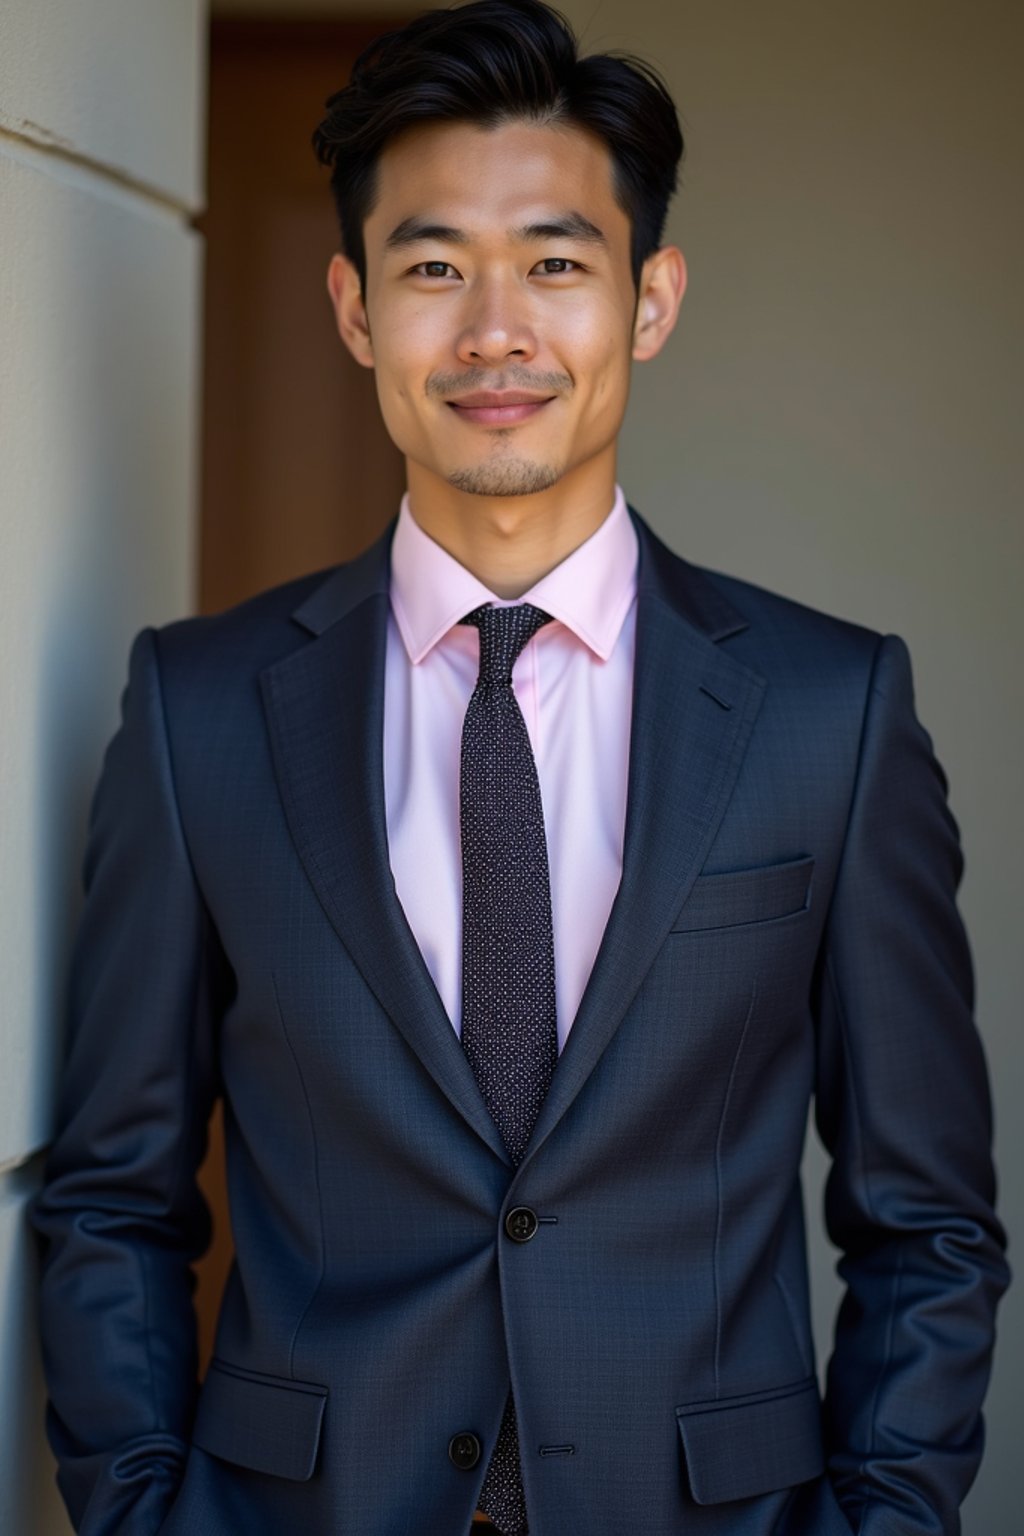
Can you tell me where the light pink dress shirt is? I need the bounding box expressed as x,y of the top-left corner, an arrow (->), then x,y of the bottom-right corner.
383,484 -> 639,1055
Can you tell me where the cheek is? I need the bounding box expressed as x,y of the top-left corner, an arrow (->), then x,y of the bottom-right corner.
573,333 -> 630,417
373,304 -> 443,395
549,297 -> 630,387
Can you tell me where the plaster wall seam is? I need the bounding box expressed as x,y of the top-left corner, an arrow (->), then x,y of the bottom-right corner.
0,118 -> 202,225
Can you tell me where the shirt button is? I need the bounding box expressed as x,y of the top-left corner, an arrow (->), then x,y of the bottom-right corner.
504,1206 -> 539,1242
448,1431 -> 482,1468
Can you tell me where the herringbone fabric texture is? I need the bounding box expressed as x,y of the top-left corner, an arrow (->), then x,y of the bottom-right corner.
458,601 -> 558,1536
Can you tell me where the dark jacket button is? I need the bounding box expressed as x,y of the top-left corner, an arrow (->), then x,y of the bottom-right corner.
504,1206 -> 539,1242
448,1432 -> 481,1469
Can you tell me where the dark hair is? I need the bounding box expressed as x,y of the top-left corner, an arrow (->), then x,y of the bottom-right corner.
311,0 -> 684,300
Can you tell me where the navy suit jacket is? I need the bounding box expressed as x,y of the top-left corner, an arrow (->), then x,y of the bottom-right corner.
30,505 -> 1008,1536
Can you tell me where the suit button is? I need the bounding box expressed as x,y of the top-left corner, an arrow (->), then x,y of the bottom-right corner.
505,1206 -> 539,1242
448,1432 -> 481,1469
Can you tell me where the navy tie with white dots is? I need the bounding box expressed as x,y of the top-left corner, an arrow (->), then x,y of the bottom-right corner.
457,601 -> 558,1536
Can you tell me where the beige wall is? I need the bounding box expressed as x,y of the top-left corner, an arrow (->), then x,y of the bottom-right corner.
0,3 -> 208,1532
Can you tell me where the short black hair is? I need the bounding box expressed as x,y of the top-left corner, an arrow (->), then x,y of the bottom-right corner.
311,0 -> 684,300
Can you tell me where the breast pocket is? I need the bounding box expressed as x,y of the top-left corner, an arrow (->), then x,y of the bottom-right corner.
670,855 -> 815,933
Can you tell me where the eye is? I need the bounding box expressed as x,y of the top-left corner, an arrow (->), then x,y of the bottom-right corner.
411,260 -> 458,279
535,257 -> 582,275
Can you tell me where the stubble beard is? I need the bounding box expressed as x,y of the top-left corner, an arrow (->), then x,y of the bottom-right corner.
446,456 -> 562,497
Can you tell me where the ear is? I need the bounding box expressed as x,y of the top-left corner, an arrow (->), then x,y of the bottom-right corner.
327,253 -> 374,369
631,246 -> 687,363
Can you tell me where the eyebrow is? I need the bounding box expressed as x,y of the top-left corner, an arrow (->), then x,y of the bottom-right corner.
383,210 -> 609,251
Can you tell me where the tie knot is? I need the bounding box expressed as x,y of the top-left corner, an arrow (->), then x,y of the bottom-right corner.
459,602 -> 553,684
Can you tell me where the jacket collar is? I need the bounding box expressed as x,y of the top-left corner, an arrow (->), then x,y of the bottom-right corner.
289,504 -> 751,647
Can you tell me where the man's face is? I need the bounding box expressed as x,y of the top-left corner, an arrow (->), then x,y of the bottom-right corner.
329,117 -> 671,499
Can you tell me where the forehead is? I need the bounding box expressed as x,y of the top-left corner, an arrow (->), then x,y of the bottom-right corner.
365,118 -> 627,245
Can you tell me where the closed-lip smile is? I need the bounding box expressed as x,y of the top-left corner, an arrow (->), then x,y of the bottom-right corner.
446,391 -> 557,424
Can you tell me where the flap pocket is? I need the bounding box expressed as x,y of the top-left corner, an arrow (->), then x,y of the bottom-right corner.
670,855 -> 815,933
675,1376 -> 824,1505
191,1357 -> 328,1481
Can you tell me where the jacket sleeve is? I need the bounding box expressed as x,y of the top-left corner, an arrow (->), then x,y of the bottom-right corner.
812,631 -> 1010,1534
28,625 -> 232,1536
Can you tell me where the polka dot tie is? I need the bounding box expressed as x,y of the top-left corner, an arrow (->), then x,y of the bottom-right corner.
457,601 -> 558,1536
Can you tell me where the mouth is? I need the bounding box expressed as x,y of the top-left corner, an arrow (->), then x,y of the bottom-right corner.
446,396 -> 556,426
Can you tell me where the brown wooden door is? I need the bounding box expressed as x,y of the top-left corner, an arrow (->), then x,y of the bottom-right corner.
195,15 -> 407,616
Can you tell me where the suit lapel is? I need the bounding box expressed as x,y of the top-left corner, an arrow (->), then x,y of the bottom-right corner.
260,519 -> 512,1166
520,514 -> 766,1168
259,506 -> 766,1174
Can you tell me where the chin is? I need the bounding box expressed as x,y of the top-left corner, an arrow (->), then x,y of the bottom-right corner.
444,458 -> 563,497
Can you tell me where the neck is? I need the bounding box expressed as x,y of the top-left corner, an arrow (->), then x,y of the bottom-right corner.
405,449 -> 619,598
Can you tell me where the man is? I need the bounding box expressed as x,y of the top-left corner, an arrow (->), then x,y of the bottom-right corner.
30,2 -> 1008,1533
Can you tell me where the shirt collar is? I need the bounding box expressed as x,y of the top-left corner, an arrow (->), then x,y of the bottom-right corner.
389,484 -> 638,665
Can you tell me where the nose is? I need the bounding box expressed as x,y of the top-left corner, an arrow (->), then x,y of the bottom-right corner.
454,274 -> 537,367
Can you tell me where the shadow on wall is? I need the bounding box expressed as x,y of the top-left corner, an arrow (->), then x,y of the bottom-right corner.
2,1153 -> 72,1533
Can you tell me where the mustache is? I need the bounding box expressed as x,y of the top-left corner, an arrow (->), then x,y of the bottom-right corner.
427,368 -> 572,398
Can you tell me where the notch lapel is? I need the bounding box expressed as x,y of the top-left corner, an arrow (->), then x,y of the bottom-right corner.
518,511 -> 766,1170
260,519 -> 512,1166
